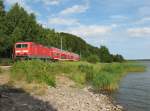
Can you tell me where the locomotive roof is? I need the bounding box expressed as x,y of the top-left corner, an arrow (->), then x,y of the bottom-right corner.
15,42 -> 33,44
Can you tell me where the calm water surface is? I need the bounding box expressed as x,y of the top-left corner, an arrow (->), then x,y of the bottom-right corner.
113,61 -> 150,111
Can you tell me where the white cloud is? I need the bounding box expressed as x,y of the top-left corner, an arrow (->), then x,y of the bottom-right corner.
140,17 -> 150,22
135,17 -> 150,24
28,0 -> 62,6
111,24 -> 119,28
48,17 -> 80,26
5,0 -> 25,6
59,3 -> 89,15
5,0 -> 20,5
110,15 -> 128,20
138,6 -> 150,17
5,0 -> 40,16
128,27 -> 150,37
61,25 -> 112,38
36,0 -> 60,5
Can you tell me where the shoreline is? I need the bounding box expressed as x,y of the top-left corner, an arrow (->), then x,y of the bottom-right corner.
1,60 -> 145,111
34,85 -> 124,111
33,75 -> 124,111
0,84 -> 124,111
0,68 -> 123,111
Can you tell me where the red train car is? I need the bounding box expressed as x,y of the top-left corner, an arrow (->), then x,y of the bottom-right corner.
13,42 -> 80,61
60,50 -> 67,60
49,47 -> 61,61
14,42 -> 50,60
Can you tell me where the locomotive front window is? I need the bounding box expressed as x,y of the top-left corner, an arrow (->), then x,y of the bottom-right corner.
22,44 -> 28,48
16,44 -> 28,48
16,44 -> 21,48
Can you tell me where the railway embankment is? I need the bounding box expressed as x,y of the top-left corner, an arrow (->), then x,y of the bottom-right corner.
0,61 -> 145,111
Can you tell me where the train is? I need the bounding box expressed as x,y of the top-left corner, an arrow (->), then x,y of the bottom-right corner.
13,42 -> 80,61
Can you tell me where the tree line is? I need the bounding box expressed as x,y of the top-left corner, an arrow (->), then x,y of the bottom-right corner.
0,1 -> 124,63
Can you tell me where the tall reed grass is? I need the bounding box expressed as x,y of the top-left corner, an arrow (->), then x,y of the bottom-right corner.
10,60 -> 145,92
92,62 -> 145,92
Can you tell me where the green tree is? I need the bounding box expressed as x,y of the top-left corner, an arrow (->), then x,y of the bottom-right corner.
99,46 -> 113,63
113,54 -> 124,62
10,27 -> 22,45
86,55 -> 100,64
0,0 -> 8,56
0,0 -> 5,28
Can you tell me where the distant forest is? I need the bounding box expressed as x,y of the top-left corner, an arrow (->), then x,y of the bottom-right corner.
0,0 -> 124,63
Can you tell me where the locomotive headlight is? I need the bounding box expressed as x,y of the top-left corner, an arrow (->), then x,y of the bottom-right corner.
22,50 -> 29,53
16,50 -> 21,53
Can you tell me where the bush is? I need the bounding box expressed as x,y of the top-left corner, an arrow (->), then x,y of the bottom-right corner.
11,60 -> 56,86
86,55 -> 100,64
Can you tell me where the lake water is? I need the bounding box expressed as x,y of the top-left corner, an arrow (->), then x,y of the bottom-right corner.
113,61 -> 150,111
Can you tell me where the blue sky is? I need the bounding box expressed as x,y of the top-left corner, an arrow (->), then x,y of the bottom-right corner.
4,0 -> 150,59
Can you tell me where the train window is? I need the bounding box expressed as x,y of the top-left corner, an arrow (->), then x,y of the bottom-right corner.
22,44 -> 28,48
16,44 -> 21,48
16,44 -> 28,48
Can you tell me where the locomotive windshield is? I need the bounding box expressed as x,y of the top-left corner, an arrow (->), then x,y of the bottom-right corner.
16,44 -> 28,48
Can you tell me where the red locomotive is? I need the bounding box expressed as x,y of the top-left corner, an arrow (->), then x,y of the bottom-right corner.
13,42 -> 80,61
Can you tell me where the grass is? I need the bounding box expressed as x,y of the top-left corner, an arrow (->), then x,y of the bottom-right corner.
11,60 -> 56,87
10,60 -> 146,94
92,64 -> 124,92
124,62 -> 146,72
92,62 -> 145,92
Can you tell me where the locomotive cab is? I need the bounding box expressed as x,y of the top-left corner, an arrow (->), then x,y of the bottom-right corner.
14,42 -> 31,60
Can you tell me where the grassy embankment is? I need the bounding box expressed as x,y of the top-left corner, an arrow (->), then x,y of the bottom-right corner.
10,60 -> 145,94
